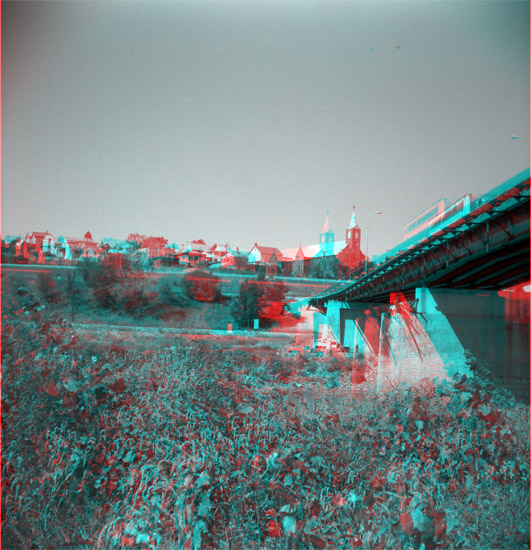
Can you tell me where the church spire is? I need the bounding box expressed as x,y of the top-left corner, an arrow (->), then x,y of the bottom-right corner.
319,209 -> 334,253
348,206 -> 359,229
322,209 -> 331,233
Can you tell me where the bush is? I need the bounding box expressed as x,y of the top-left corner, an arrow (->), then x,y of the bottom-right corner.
38,272 -> 65,305
158,279 -> 189,307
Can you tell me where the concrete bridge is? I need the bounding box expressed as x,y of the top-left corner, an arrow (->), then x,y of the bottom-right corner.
303,170 -> 530,401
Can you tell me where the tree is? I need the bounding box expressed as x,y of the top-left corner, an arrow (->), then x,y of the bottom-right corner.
126,233 -> 145,246
261,280 -> 287,304
259,280 -> 287,327
81,256 -> 129,311
231,281 -> 262,329
72,247 -> 84,261
158,279 -> 189,307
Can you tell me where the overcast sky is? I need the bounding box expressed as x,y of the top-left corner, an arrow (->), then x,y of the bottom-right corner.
2,1 -> 529,255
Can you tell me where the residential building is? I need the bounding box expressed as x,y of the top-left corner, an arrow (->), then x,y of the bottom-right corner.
25,231 -> 55,256
248,244 -> 283,275
206,243 -> 229,263
221,247 -> 249,269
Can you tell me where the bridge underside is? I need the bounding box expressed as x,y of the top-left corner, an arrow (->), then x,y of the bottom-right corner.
311,178 -> 529,307
357,233 -> 530,305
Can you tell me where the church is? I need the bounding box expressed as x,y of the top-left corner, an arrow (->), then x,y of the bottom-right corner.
282,207 -> 367,279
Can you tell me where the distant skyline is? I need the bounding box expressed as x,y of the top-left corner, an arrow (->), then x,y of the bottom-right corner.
2,1 -> 529,256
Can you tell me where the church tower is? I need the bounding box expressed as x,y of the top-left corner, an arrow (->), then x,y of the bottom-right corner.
339,206 -> 365,273
346,206 -> 361,251
319,210 -> 335,255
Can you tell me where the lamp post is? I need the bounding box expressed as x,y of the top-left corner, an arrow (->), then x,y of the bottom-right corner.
365,210 -> 382,275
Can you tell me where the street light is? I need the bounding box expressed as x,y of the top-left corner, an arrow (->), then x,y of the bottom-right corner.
365,210 -> 382,275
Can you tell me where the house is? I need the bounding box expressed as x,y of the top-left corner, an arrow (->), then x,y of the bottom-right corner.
221,247 -> 249,269
66,232 -> 100,261
55,235 -> 72,261
25,231 -> 55,257
100,238 -> 134,261
2,235 -> 24,258
206,243 -> 229,263
151,246 -> 181,269
177,240 -> 208,266
290,246 -> 315,277
279,256 -> 293,277
248,244 -> 283,275
26,241 -> 44,264
179,250 -> 206,267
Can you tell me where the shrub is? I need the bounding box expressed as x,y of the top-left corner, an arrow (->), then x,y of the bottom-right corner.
182,270 -> 223,303
38,272 -> 65,305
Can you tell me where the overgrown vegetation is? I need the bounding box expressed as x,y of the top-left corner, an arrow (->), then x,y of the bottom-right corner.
2,293 -> 529,549
230,280 -> 288,329
3,265 -> 290,331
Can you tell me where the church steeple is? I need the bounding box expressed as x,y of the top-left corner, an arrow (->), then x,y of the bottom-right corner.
319,209 -> 334,255
322,210 -> 330,233
348,206 -> 359,229
346,206 -> 361,248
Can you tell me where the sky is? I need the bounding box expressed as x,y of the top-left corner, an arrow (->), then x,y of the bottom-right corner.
2,1 -> 529,256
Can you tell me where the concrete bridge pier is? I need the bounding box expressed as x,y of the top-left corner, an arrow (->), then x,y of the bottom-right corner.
313,300 -> 343,349
376,289 -> 470,392
314,286 -> 529,402
314,300 -> 383,360
375,287 -> 529,401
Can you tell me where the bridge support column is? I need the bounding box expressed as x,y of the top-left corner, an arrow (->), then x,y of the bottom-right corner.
341,305 -> 382,362
314,300 -> 344,349
315,300 -> 383,359
314,286 -> 529,401
311,307 -> 327,347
